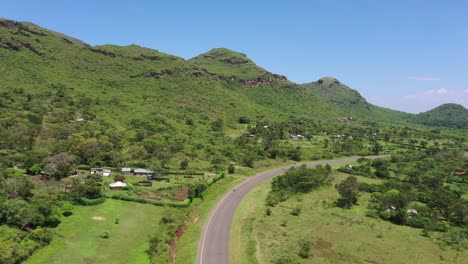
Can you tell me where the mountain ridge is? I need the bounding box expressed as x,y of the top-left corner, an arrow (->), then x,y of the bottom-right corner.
0,18 -> 462,126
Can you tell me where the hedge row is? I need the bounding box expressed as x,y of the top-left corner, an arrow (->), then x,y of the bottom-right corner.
209,173 -> 225,186
106,194 -> 190,208
78,197 -> 106,206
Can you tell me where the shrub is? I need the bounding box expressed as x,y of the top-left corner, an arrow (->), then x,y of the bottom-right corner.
61,202 -> 74,217
291,205 -> 302,216
78,197 -> 106,206
100,231 -> 109,239
298,239 -> 312,259
238,116 -> 251,124
228,163 -> 235,174
113,174 -> 125,182
30,227 -> 54,245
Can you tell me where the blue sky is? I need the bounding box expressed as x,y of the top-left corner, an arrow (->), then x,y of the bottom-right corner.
2,0 -> 467,113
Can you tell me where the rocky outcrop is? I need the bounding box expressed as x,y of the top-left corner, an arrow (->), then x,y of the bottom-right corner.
220,56 -> 249,65
0,20 -> 17,28
130,69 -> 174,79
242,74 -> 290,87
317,77 -> 341,88
243,76 -> 274,86
141,54 -> 162,61
88,48 -> 116,58
0,37 -> 43,55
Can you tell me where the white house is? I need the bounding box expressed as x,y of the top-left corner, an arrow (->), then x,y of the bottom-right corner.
109,181 -> 127,190
121,168 -> 132,174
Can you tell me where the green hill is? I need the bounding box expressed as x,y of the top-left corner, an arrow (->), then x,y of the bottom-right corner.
413,103 -> 468,129
0,18 -> 464,171
301,77 -> 412,123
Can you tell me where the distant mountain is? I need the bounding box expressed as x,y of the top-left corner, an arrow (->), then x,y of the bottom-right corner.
303,77 -> 367,106
2,18 -> 465,169
301,78 -> 411,123
413,103 -> 468,129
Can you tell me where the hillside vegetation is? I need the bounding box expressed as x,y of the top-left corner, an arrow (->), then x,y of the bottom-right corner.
0,18 -> 467,264
413,103 -> 468,129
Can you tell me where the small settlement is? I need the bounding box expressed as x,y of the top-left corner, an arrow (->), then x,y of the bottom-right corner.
86,167 -> 156,189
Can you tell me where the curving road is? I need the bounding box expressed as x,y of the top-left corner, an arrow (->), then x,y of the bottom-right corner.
196,155 -> 388,264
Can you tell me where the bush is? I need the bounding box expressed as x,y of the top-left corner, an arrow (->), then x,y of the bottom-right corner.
113,174 -> 125,182
298,239 -> 312,258
228,163 -> 235,174
30,227 -> 54,245
134,180 -> 152,187
100,231 -> 109,239
238,116 -> 250,124
290,205 -> 302,216
61,202 -> 74,217
78,197 -> 106,206
76,164 -> 91,170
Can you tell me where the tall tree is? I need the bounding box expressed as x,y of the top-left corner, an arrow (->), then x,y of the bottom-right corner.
336,176 -> 360,208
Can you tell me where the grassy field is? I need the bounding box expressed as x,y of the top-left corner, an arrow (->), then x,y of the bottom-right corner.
230,171 -> 467,264
26,199 -> 164,264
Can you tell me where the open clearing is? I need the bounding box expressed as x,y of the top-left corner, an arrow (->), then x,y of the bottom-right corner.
26,199 -> 163,264
230,171 -> 467,264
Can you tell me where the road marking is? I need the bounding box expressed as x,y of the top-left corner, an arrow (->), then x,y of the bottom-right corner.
197,155 -> 389,263
199,177 -> 253,264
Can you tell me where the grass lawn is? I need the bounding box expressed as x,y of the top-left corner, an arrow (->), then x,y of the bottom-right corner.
26,199 -> 164,264
230,171 -> 467,264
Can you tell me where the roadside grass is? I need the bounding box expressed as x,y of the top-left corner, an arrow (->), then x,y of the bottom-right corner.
231,171 -> 467,264
25,199 -> 163,264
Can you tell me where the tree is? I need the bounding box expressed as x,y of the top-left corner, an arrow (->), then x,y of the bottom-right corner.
336,176 -> 360,208
42,152 -> 75,179
180,160 -> 189,170
372,142 -> 382,155
238,116 -> 250,124
113,174 -> 125,182
228,163 -> 235,174
211,118 -> 224,132
28,163 -> 42,175
420,140 -> 428,148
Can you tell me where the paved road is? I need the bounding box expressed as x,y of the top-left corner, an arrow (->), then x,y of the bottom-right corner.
196,155 -> 388,264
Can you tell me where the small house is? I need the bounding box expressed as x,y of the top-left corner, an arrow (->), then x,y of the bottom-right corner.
386,205 -> 396,213
134,168 -> 154,177
102,169 -> 111,177
90,168 -> 103,174
407,208 -> 418,215
109,181 -> 127,190
121,168 -> 132,174
70,168 -> 79,175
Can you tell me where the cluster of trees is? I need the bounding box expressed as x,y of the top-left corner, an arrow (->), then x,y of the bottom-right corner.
0,172 -> 65,263
266,164 -> 332,206
0,165 -> 104,263
355,149 -> 468,247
